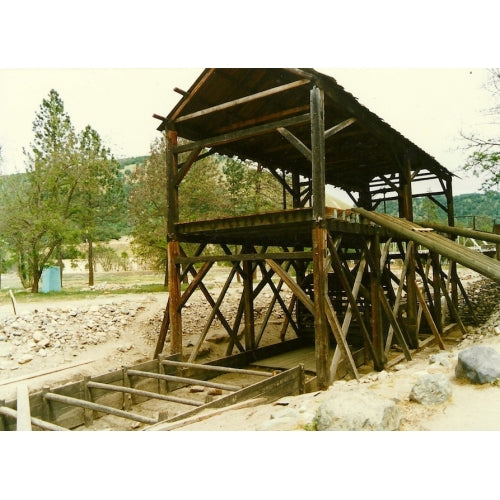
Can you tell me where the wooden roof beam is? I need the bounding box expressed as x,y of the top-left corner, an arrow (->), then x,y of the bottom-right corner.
174,79 -> 311,124
324,117 -> 357,140
173,113 -> 311,154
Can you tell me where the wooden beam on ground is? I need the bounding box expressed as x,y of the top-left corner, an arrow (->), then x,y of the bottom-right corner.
86,381 -> 203,407
44,392 -> 158,425
161,360 -> 275,377
126,370 -> 242,392
0,406 -> 68,431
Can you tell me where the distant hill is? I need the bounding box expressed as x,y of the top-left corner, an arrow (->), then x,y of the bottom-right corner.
117,156 -> 148,169
378,192 -> 499,231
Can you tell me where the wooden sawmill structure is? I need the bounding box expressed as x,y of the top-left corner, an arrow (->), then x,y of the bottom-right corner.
153,68 -> 500,390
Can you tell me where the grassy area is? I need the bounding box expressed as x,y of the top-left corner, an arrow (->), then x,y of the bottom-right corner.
0,270 -> 168,306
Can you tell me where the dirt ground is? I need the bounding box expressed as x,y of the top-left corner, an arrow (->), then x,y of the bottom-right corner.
1,268 -> 499,431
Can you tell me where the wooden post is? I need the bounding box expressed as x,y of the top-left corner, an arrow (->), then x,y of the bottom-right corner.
168,240 -> 182,356
494,224 -> 500,261
369,237 -> 385,369
243,248 -> 256,351
16,384 -> 31,431
431,253 -> 443,334
310,84 -> 330,388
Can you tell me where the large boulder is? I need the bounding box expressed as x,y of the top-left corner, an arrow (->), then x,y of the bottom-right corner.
409,373 -> 452,405
314,388 -> 401,431
455,346 -> 500,384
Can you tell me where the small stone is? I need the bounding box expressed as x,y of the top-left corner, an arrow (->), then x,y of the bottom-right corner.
429,352 -> 453,368
33,332 -> 43,342
207,388 -> 222,396
17,354 -> 34,364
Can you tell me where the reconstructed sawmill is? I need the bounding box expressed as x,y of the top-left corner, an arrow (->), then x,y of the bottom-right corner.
2,68 -> 500,431
153,68 -> 500,389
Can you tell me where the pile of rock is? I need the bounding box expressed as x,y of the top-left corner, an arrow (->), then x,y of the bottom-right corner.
0,302 -> 144,370
458,277 -> 500,325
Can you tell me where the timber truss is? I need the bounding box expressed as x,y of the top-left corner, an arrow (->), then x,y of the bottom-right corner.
153,68 -> 500,389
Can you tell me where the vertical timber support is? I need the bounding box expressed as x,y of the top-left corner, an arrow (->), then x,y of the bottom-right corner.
445,176 -> 459,307
243,246 -> 256,351
401,154 -> 419,349
311,84 -> 330,388
166,129 -> 182,356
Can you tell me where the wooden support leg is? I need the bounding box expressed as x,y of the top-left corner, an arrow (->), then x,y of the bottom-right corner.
243,256 -> 256,351
312,226 -> 330,388
168,240 -> 182,356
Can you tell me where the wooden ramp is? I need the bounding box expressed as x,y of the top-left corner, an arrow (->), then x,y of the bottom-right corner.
354,208 -> 500,282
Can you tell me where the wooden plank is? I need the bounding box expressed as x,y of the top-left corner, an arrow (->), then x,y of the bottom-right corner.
176,251 -> 312,265
86,381 -> 203,407
153,398 -> 267,431
126,370 -> 242,392
175,79 -> 310,123
174,147 -> 202,186
311,86 -> 325,221
324,117 -> 357,140
0,406 -> 68,431
415,284 -> 446,350
168,240 -> 182,355
312,226 -> 330,388
266,259 -> 314,314
16,384 -> 32,431
161,360 -> 274,378
277,127 -> 312,161
44,392 -> 158,425
146,365 -> 304,428
173,113 -> 311,154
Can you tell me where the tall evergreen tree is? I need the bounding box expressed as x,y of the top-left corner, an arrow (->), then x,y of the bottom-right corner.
75,125 -> 127,286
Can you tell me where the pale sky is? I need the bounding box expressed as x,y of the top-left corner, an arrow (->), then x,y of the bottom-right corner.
0,67 -> 495,196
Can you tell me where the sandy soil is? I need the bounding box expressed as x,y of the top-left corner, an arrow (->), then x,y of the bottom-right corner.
1,269 -> 499,431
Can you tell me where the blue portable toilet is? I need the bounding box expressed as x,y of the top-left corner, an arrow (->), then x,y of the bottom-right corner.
41,266 -> 61,293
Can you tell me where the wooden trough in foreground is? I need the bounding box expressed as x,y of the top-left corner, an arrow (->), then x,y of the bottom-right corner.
0,342 -> 309,431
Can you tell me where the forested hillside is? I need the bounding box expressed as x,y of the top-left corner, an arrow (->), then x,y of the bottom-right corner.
378,192 -> 499,230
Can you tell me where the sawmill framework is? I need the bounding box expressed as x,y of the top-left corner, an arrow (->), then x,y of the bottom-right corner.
153,68 -> 500,389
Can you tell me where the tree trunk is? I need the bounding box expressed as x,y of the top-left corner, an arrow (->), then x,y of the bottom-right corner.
88,238 -> 94,287
57,245 -> 64,289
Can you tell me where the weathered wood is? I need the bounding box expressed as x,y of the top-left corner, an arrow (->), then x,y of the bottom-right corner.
324,297 -> 359,380
415,284 -> 446,350
355,208 -> 500,282
86,381 -> 203,407
175,79 -> 310,123
385,241 -> 413,354
188,263 -> 242,363
266,259 -> 314,314
166,130 -> 179,235
161,360 -> 275,377
146,365 -> 304,428
277,127 -> 312,161
126,370 -> 242,392
9,289 -> 17,316
16,384 -> 32,431
329,246 -> 368,377
173,113 -> 311,154
311,86 -> 325,221
175,251 -> 312,265
312,226 -> 330,388
327,238 -> 380,372
154,398 -> 267,431
179,261 -> 214,308
416,222 -> 500,244
174,147 -> 202,186
324,117 -> 357,140
167,240 -> 182,356
0,406 -> 68,431
243,252 -> 256,351
44,392 -> 157,425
